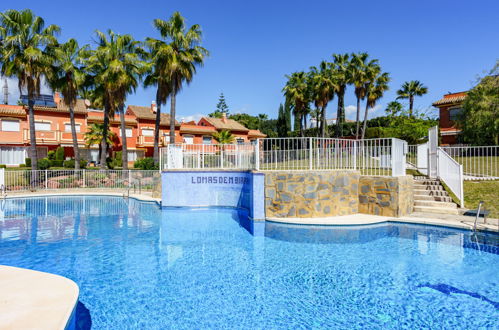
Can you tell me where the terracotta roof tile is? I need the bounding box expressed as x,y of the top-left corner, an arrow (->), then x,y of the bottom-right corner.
0,105 -> 26,117
202,116 -> 249,132
432,95 -> 467,106
127,105 -> 179,126
33,99 -> 88,114
248,129 -> 266,138
180,124 -> 217,134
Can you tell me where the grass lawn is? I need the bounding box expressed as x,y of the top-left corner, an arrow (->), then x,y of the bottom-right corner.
464,180 -> 499,218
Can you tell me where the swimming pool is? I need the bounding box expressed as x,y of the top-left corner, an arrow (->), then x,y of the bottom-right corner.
0,196 -> 497,329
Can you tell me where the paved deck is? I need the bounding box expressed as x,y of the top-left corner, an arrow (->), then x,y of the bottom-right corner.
0,266 -> 79,330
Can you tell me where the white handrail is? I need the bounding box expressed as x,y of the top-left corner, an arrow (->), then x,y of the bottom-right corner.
437,147 -> 464,207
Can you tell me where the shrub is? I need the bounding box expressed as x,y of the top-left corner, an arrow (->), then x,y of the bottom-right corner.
50,160 -> 64,167
109,151 -> 123,169
38,158 -> 51,170
47,150 -> 56,160
134,157 -> 158,170
25,158 -> 31,167
0,164 -> 6,169
19,164 -> 26,168
63,159 -> 87,169
55,147 -> 65,161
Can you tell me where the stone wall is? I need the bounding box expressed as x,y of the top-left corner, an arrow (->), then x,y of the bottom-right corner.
265,171 -> 360,218
358,176 -> 414,217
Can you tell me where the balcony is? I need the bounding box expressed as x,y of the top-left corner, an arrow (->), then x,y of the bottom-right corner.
22,129 -> 86,145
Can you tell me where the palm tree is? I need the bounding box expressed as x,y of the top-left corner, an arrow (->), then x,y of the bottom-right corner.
48,38 -> 88,169
283,72 -> 309,137
146,12 -> 208,163
212,130 -> 234,144
86,30 -> 145,169
331,53 -> 350,137
385,101 -> 403,117
0,9 -> 60,170
84,123 -> 117,164
396,80 -> 428,117
350,53 -> 377,139
309,61 -> 335,137
361,71 -> 390,139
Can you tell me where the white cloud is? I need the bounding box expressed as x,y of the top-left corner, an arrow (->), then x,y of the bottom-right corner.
178,113 -> 204,123
345,105 -> 357,119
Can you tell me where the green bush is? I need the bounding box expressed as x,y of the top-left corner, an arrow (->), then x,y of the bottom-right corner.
134,157 -> 158,170
63,159 -> 87,169
0,164 -> 6,169
25,158 -> 31,167
50,160 -> 64,167
110,151 -> 123,169
55,147 -> 65,161
38,158 -> 51,170
47,150 -> 56,160
19,164 -> 26,168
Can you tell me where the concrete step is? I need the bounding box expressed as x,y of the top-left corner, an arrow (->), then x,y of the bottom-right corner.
414,200 -> 457,208
413,206 -> 459,215
414,180 -> 441,185
413,185 -> 445,191
414,189 -> 450,197
413,195 -> 453,203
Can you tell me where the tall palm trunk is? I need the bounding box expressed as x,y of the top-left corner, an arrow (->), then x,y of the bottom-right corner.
355,96 -> 361,139
100,104 -> 111,169
119,104 -> 128,170
27,99 -> 38,170
69,106 -> 80,170
169,83 -> 177,144
153,90 -> 162,164
361,95 -> 369,140
335,89 -> 345,137
409,95 -> 414,118
321,105 -> 327,138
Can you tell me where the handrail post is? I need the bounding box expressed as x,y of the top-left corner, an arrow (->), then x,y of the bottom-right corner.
309,137 -> 313,170
45,169 -> 48,190
255,139 -> 260,171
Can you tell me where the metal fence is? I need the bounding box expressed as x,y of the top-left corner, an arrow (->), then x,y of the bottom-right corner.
440,146 -> 499,180
1,169 -> 159,192
160,138 -> 407,176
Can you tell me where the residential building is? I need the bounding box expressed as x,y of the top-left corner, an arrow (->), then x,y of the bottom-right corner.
432,91 -> 467,145
0,95 -> 266,166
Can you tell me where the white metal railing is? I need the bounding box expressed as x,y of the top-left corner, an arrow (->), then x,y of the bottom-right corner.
437,148 -> 464,207
2,169 -> 159,192
160,138 -> 408,176
161,143 -> 256,170
440,146 -> 499,180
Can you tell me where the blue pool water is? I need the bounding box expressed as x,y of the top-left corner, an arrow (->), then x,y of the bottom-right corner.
0,196 -> 498,329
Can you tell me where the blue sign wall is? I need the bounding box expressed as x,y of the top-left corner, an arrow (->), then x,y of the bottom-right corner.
161,171 -> 265,235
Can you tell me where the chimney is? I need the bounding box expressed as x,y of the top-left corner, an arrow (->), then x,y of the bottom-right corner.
53,92 -> 61,105
221,112 -> 227,123
151,100 -> 157,113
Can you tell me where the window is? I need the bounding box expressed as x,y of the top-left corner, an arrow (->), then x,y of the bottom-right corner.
120,128 -> 133,137
236,138 -> 245,145
127,149 -> 145,161
183,135 -> 194,144
202,136 -> 212,144
449,108 -> 463,121
142,128 -> 154,136
0,146 -> 26,165
35,121 -> 51,131
65,123 -> 81,132
1,120 -> 20,132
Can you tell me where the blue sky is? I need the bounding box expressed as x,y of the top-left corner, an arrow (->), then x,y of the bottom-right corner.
3,0 -> 499,122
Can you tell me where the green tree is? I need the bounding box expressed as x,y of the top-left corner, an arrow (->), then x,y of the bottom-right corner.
147,12 -> 209,150
209,92 -> 229,117
385,101 -> 403,117
309,61 -> 335,137
396,80 -> 428,117
283,71 -> 309,137
48,38 -> 88,169
84,123 -> 117,162
276,103 -> 291,137
460,63 -> 499,145
350,52 -> 374,139
361,71 -> 390,139
331,53 -> 351,137
212,130 -> 235,144
0,9 -> 60,170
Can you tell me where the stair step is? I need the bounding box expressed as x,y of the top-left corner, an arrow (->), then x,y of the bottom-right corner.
413,206 -> 459,215
413,185 -> 445,191
415,180 -> 440,185
414,200 -> 457,208
414,189 -> 449,197
414,194 -> 453,202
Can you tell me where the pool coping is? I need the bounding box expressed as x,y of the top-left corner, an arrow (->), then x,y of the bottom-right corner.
3,191 -> 161,205
266,214 -> 499,233
0,265 -> 79,330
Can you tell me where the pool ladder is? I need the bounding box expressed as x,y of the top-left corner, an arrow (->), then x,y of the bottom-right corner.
472,201 -> 484,232
0,184 -> 6,200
